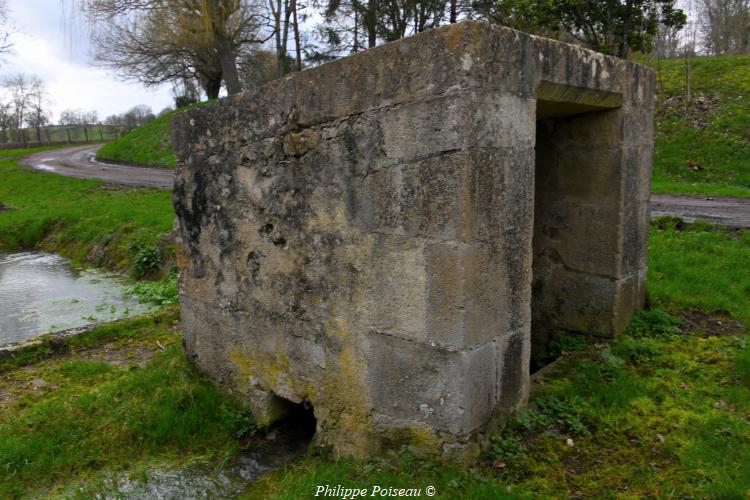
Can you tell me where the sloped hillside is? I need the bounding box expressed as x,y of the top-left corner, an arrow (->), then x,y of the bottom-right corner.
649,55 -> 750,197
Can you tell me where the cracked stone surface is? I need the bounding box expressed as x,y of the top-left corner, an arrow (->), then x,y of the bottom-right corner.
172,20 -> 654,462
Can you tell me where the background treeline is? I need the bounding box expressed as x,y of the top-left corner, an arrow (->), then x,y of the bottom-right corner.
4,0 -> 749,148
70,0 -> 750,104
0,72 -> 168,148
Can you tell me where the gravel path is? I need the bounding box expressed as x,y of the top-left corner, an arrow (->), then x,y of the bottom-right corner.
20,144 -> 173,189
651,193 -> 750,228
18,145 -> 750,228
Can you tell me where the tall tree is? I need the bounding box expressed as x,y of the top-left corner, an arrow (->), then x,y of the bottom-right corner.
700,0 -> 750,54
3,74 -> 46,146
81,0 -> 264,98
474,0 -> 687,58
0,0 -> 13,62
27,80 -> 51,143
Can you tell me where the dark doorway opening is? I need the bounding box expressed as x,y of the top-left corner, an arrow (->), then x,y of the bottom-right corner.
530,95 -> 622,373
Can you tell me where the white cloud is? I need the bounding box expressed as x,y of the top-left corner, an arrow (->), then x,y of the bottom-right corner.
1,0 -> 173,123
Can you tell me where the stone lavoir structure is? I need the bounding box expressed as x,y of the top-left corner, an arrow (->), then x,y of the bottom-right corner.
172,21 -> 654,461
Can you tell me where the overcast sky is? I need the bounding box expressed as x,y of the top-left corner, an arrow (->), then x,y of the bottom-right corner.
1,0 -> 173,123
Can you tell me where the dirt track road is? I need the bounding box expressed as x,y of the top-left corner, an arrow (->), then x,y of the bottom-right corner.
17,145 -> 750,228
20,145 -> 173,189
651,194 -> 750,228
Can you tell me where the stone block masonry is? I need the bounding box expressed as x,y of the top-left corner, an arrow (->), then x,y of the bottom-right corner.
172,20 -> 654,462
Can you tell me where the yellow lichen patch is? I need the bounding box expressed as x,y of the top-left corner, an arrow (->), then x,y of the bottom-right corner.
227,347 -> 291,397
384,426 -> 443,457
282,129 -> 320,157
319,315 -> 375,457
443,21 -> 468,53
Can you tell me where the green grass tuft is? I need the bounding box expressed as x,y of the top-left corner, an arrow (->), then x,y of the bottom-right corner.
648,221 -> 750,325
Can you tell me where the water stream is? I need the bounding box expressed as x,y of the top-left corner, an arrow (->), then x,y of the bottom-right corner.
0,252 -> 152,346
1,252 -> 312,497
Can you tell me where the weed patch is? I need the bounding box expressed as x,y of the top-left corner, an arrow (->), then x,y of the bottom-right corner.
128,271 -> 179,306
130,241 -> 163,277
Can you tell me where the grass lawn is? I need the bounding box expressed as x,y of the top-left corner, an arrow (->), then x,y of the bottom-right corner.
647,54 -> 750,198
0,147 -> 174,275
1,139 -> 749,496
0,308 -> 253,498
1,219 -> 748,498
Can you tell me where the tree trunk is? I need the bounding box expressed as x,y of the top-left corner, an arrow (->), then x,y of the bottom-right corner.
84,126 -> 89,143
66,127 -> 71,144
216,31 -> 243,95
272,0 -> 285,77
292,0 -> 302,71
450,0 -> 457,23
353,10 -> 359,52
366,0 -> 377,48
201,74 -> 223,100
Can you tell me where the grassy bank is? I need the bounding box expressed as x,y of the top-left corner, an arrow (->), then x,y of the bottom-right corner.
96,103 -> 209,169
96,111 -> 177,168
0,147 -> 174,276
1,221 -> 747,498
648,54 -> 750,197
0,309 -> 253,498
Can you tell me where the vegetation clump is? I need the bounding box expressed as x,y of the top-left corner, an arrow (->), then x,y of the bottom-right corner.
128,271 -> 179,306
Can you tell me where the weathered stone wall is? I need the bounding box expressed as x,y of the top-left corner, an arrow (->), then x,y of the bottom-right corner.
172,20 -> 654,461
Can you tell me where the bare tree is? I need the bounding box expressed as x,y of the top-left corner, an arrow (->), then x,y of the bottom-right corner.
268,0 -> 295,76
3,74 -> 46,146
0,101 -> 13,142
0,0 -> 14,63
699,0 -> 750,54
28,86 -> 52,144
80,0 -> 266,98
60,108 -> 82,143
